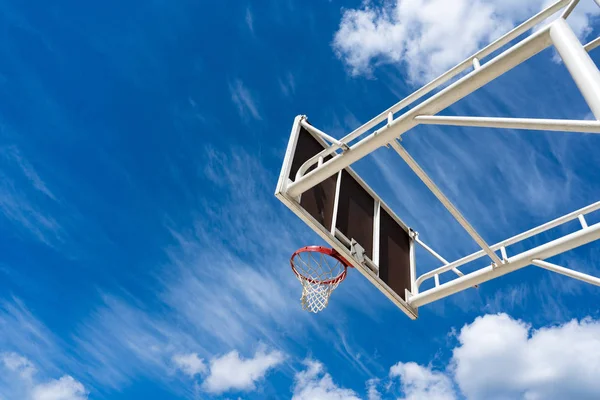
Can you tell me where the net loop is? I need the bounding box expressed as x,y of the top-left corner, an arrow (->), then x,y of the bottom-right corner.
290,246 -> 351,313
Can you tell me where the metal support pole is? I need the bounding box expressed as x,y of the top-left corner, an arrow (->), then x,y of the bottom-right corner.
408,222 -> 600,307
300,119 -> 348,150
561,0 -> 580,18
414,115 -> 600,133
584,37 -> 600,52
414,235 -> 466,278
532,259 -> 600,286
391,140 -> 503,266
409,234 -> 417,295
550,19 -> 600,120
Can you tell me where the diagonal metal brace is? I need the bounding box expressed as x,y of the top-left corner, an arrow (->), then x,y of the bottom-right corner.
390,140 -> 503,266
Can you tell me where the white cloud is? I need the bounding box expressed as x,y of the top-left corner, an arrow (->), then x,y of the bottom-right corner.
172,353 -> 207,377
452,313 -> 600,400
384,314 -> 600,400
278,71 -> 296,98
292,360 -> 361,400
1,145 -> 56,201
246,7 -> 254,33
0,145 -> 62,246
0,298 -> 66,374
390,362 -> 457,400
366,378 -> 382,400
31,376 -> 88,400
2,352 -> 37,381
0,353 -> 87,400
202,348 -> 285,394
229,79 -> 262,120
333,0 -> 600,83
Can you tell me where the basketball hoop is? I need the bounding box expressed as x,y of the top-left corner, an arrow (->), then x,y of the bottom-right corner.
290,246 -> 352,313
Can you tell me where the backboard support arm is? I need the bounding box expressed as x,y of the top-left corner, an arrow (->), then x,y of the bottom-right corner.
409,221 -> 600,307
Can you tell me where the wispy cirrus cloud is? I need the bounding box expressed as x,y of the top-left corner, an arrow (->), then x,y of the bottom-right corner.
246,7 -> 254,33
68,146 -> 392,395
65,149 -> 298,392
73,293 -> 203,390
1,145 -> 55,201
0,298 -> 60,371
229,79 -> 262,121
0,143 -> 63,246
278,71 -> 296,98
0,298 -> 88,400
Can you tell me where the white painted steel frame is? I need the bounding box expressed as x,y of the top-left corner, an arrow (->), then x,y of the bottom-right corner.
277,0 -> 600,314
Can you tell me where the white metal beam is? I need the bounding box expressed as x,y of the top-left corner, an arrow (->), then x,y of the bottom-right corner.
286,26 -> 553,198
561,0 -> 580,18
414,115 -> 600,133
550,18 -> 600,119
532,259 -> 600,286
300,119 -> 348,150
390,140 -> 503,266
584,37 -> 600,52
408,222 -> 600,307
414,235 -> 478,286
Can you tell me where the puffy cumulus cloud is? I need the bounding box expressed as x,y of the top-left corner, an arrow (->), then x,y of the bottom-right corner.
0,353 -> 87,400
452,313 -> 600,400
292,360 -> 361,400
333,0 -> 600,83
390,362 -> 457,400
386,314 -> 600,400
31,376 -> 88,400
201,348 -> 284,394
366,378 -> 382,400
2,352 -> 37,381
172,353 -> 207,378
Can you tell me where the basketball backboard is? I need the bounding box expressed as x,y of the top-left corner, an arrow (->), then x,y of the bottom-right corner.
275,116 -> 418,319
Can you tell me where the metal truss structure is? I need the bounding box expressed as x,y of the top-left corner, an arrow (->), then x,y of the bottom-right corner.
278,0 -> 600,312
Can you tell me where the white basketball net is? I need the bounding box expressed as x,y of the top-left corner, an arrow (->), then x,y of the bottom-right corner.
291,251 -> 347,313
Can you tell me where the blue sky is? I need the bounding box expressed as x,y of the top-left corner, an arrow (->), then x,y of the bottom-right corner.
1,0 -> 600,399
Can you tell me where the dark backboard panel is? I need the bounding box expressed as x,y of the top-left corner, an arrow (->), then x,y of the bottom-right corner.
336,170 -> 374,259
287,124 -> 412,304
288,127 -> 337,230
379,208 -> 411,300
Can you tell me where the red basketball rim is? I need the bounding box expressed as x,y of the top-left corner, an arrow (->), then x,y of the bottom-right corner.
290,246 -> 352,285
